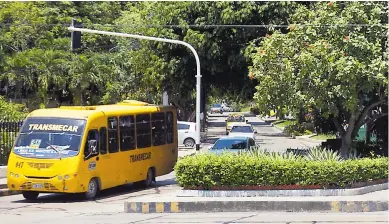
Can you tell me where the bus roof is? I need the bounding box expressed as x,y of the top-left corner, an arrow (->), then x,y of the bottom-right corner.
27,101 -> 175,119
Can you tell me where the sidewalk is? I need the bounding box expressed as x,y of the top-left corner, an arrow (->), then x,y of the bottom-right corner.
124,189 -> 389,213
0,178 -> 6,188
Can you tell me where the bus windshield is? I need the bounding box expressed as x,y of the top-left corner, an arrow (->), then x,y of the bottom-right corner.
13,117 -> 86,159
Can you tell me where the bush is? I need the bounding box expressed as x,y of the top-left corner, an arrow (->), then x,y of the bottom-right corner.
284,123 -> 306,136
0,96 -> 28,121
174,153 -> 388,189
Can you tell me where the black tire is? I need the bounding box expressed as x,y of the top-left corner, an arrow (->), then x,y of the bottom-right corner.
84,178 -> 99,200
135,168 -> 154,188
22,191 -> 39,201
184,138 -> 195,148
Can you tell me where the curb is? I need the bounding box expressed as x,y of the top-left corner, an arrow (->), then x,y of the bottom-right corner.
298,137 -> 326,144
177,183 -> 388,197
124,200 -> 388,213
0,188 -> 21,197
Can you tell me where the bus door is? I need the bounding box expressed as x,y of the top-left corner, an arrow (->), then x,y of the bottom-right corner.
82,129 -> 100,185
83,126 -> 116,190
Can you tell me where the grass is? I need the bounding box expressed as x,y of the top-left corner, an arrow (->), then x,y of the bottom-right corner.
273,119 -> 296,128
311,133 -> 336,140
240,107 -> 251,112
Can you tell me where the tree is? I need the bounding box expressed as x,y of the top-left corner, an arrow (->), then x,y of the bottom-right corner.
248,2 -> 388,157
0,96 -> 27,121
115,1 -> 297,119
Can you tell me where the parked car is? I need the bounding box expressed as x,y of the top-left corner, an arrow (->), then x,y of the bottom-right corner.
208,136 -> 256,155
225,113 -> 248,134
228,124 -> 257,140
222,104 -> 233,112
210,104 -> 223,114
177,121 -> 196,148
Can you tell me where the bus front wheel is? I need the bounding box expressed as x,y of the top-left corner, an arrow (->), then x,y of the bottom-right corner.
85,178 -> 99,200
22,191 -> 39,201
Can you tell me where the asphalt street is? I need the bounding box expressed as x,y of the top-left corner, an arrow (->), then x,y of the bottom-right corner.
205,112 -> 320,152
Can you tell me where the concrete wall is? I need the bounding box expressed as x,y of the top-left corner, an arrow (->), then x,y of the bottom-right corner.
0,166 -> 7,178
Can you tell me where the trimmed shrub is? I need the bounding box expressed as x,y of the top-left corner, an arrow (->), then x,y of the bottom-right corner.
174,153 -> 388,189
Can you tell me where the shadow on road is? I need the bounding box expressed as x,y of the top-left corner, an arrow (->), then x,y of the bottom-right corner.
248,121 -> 269,126
258,133 -> 288,137
207,121 -> 227,128
12,177 -> 177,204
207,114 -> 226,118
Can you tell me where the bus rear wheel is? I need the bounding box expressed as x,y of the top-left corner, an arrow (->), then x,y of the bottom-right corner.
22,191 -> 39,201
135,168 -> 154,188
84,178 -> 99,200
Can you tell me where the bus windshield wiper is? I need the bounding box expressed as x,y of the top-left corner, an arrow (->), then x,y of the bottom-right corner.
45,141 -> 62,160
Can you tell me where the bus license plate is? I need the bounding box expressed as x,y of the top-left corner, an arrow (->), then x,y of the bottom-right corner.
32,183 -> 43,189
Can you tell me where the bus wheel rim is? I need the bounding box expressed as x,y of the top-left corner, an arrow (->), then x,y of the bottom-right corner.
88,181 -> 96,194
147,170 -> 152,185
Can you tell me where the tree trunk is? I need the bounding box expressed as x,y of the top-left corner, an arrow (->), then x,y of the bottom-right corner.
365,110 -> 372,144
340,131 -> 352,158
334,115 -> 356,158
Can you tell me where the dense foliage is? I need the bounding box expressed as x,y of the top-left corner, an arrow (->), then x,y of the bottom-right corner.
0,1 -> 297,118
175,152 -> 388,189
248,2 -> 388,156
0,96 -> 27,121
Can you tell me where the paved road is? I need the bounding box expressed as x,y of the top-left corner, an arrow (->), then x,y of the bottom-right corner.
206,112 -> 320,152
0,210 -> 387,223
0,172 -> 180,222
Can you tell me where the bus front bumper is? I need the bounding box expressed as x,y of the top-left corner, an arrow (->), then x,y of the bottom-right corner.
7,173 -> 83,193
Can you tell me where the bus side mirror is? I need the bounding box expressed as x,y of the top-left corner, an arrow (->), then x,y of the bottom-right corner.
246,120 -> 248,123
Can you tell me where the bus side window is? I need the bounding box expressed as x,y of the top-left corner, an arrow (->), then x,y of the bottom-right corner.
108,117 -> 119,153
136,114 -> 151,148
152,112 -> 166,146
85,129 -> 99,158
99,127 -> 107,154
166,112 -> 174,144
119,115 -> 136,151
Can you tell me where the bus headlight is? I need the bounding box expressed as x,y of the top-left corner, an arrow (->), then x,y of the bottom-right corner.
64,175 -> 69,180
10,172 -> 14,177
15,174 -> 19,178
58,175 -> 62,180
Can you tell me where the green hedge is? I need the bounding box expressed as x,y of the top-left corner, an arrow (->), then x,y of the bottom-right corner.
174,153 -> 388,189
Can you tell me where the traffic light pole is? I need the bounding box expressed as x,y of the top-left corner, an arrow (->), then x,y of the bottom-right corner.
68,26 -> 202,152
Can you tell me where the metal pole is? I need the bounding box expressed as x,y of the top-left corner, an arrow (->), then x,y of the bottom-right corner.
68,26 -> 202,151
70,18 -> 75,51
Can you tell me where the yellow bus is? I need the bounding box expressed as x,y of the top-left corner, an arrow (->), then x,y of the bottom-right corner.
7,100 -> 178,200
225,113 -> 248,134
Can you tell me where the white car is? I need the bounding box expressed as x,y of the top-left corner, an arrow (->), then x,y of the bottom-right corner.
227,124 -> 257,140
177,121 -> 196,148
210,104 -> 223,114
222,105 -> 233,112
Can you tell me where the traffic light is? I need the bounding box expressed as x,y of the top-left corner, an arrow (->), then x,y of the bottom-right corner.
71,18 -> 82,51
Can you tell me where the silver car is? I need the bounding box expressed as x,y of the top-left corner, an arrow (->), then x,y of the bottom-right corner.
228,124 -> 257,140
210,104 -> 223,114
